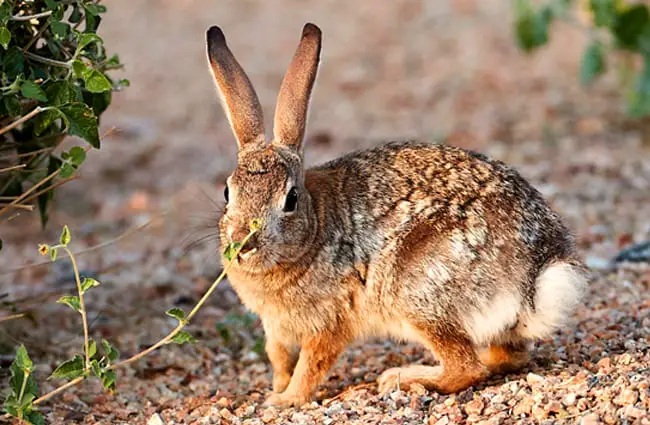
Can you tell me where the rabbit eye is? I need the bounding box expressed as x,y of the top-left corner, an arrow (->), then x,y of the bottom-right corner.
283,187 -> 298,212
224,185 -> 229,202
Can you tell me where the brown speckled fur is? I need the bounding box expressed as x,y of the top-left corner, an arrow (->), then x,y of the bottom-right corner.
206,23 -> 588,407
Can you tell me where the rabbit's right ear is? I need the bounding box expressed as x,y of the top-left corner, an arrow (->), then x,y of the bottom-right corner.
206,26 -> 265,149
273,23 -> 322,155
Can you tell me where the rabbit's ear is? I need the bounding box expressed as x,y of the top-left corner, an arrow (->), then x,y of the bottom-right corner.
273,23 -> 322,154
206,26 -> 265,149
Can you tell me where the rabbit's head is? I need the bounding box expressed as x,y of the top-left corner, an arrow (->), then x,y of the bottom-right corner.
206,24 -> 322,270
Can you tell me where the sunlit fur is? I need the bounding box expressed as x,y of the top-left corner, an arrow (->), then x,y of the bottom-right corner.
207,23 -> 588,407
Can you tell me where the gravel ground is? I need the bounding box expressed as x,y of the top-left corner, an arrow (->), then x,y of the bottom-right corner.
1,1 -> 650,424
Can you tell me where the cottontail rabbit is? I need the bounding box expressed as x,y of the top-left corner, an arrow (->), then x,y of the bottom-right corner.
206,23 -> 587,407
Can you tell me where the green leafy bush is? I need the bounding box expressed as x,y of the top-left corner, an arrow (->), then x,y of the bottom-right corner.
514,0 -> 650,116
0,0 -> 127,226
3,222 -> 261,423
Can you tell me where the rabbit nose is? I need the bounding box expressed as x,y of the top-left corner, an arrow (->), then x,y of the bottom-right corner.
229,226 -> 257,246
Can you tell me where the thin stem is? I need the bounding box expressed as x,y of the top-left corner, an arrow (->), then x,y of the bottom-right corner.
0,313 -> 25,323
110,323 -> 184,370
0,106 -> 49,137
23,19 -> 51,52
17,175 -> 79,207
26,225 -> 258,410
187,230 -> 256,321
24,52 -> 71,69
0,166 -> 60,218
1,213 -> 166,276
11,11 -> 53,21
32,376 -> 85,406
62,246 -> 90,369
0,164 -> 26,173
17,370 -> 29,404
112,228 -> 258,369
0,204 -> 33,211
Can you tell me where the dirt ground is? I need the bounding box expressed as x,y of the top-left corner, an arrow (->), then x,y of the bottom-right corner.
1,0 -> 650,424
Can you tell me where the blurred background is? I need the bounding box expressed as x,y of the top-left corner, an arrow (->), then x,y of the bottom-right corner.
1,0 -> 649,423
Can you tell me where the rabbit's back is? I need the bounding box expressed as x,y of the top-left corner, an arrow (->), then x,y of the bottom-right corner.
307,141 -> 584,345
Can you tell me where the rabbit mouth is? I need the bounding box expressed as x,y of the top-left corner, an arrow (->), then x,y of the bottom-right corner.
238,247 -> 258,260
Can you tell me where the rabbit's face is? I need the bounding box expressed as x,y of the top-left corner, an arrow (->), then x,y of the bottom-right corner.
219,146 -> 315,271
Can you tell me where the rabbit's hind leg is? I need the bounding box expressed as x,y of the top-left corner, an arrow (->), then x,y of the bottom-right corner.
378,324 -> 489,394
478,341 -> 530,375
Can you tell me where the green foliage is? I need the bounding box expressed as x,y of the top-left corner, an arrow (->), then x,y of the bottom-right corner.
50,355 -> 85,380
3,345 -> 43,425
57,295 -> 81,313
59,224 -> 70,245
223,242 -> 242,261
170,331 -> 197,345
166,307 -> 187,323
513,0 -> 650,117
0,0 -> 126,226
3,222 -> 262,420
80,277 -> 100,293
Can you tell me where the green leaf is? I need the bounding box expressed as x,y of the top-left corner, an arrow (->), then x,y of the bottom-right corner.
0,26 -> 10,49
3,393 -> 18,416
2,47 -> 24,78
80,277 -> 100,293
14,345 -> 33,371
223,242 -> 242,261
69,6 -> 82,23
60,225 -> 71,245
166,308 -> 186,322
83,69 -> 112,93
71,60 -> 87,79
614,5 -> 650,50
68,146 -> 87,166
580,41 -> 606,85
50,355 -> 85,379
59,162 -> 75,178
57,295 -> 81,313
51,21 -> 69,39
51,5 -> 64,21
90,359 -> 102,377
49,247 -> 58,262
59,103 -> 100,148
590,0 -> 617,27
86,339 -> 97,359
33,107 -> 63,135
84,4 -> 107,16
170,331 -> 197,345
25,411 -> 44,425
100,370 -> 116,391
20,81 -> 47,102
77,33 -> 102,51
101,340 -> 119,362
83,90 -> 112,115
4,95 -> 21,116
514,0 -> 551,52
35,82 -> 80,134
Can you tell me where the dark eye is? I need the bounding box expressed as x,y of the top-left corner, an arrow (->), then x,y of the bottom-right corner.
224,185 -> 229,202
283,187 -> 298,212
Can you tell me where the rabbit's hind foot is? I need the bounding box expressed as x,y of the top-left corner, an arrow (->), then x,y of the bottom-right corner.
478,341 -> 530,375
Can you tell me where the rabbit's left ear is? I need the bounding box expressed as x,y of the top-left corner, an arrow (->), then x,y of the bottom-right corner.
206,26 -> 266,150
273,23 -> 322,155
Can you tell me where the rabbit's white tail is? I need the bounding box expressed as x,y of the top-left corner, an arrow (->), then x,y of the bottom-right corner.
517,262 -> 587,339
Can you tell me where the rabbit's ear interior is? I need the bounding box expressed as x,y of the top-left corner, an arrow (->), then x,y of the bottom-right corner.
273,23 -> 322,155
206,26 -> 265,149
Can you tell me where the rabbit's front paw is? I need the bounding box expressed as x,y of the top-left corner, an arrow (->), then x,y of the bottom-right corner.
264,392 -> 309,408
272,372 -> 292,393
